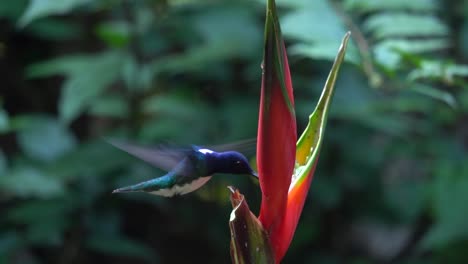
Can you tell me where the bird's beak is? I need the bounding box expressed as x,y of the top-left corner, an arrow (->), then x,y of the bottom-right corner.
250,171 -> 259,178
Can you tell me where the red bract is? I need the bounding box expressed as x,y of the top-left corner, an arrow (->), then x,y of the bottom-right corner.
257,1 -> 297,241
229,0 -> 349,263
275,161 -> 317,261
256,0 -> 296,259
255,0 -> 351,262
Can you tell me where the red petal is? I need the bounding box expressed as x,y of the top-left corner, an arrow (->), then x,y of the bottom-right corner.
276,161 -> 318,261
257,1 -> 297,259
274,32 -> 351,261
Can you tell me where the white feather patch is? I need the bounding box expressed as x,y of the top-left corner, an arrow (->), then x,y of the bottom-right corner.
198,148 -> 214,154
150,176 -> 212,197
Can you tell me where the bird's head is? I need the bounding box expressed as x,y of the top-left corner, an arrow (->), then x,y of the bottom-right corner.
216,151 -> 258,177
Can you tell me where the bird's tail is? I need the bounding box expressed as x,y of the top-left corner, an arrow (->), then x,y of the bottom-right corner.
112,181 -> 149,193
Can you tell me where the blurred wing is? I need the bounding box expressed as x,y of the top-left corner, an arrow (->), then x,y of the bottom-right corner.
209,138 -> 257,157
106,139 -> 190,173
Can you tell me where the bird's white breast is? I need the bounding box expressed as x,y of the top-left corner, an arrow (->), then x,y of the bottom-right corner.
150,176 -> 212,197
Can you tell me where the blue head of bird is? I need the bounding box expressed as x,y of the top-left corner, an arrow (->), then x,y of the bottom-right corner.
212,151 -> 257,177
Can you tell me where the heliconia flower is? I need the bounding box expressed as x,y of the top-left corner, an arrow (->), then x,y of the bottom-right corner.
257,0 -> 297,242
229,0 -> 350,263
228,187 -> 274,264
256,0 -> 350,261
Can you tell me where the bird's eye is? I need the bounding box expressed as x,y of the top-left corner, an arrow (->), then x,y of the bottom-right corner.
236,161 -> 241,165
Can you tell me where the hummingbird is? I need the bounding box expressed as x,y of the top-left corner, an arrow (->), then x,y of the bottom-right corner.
109,139 -> 257,197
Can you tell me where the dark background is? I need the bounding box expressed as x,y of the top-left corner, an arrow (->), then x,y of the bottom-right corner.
1,0 -> 468,263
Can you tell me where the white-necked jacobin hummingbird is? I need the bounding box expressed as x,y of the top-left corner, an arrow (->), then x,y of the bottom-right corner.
109,140 -> 257,197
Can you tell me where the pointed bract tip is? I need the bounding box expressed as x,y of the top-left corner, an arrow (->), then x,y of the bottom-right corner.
227,186 -> 236,194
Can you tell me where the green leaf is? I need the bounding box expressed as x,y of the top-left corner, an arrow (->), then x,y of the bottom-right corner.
0,0 -> 27,20
142,94 -> 208,119
87,235 -> 158,262
27,18 -> 82,40
139,117 -> 205,142
271,0 -> 313,7
278,1 -> 359,64
121,58 -> 153,92
364,13 -> 449,40
192,8 -> 261,57
373,39 -> 450,70
408,60 -> 468,84
60,53 -> 123,123
149,7 -> 261,75
344,0 -> 437,13
27,51 -> 124,123
409,84 -> 457,109
0,166 -> 64,198
7,199 -> 71,224
18,0 -> 91,27
0,108 -> 9,133
42,139 -> 129,181
17,116 -> 76,162
139,93 -> 215,141
290,42 -> 360,64
26,54 -> 91,77
229,187 -> 274,264
95,21 -> 131,47
89,94 -> 129,118
6,199 -> 74,245
421,161 -> 468,249
281,2 -> 345,44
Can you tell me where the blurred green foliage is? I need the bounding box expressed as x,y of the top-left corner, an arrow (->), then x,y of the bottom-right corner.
1,0 -> 468,263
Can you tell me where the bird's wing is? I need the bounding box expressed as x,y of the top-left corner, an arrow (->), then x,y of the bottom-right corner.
208,138 -> 257,156
106,139 -> 191,173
